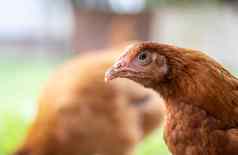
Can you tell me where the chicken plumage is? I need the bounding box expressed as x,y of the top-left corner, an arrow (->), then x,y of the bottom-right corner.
13,47 -> 164,155
105,42 -> 238,155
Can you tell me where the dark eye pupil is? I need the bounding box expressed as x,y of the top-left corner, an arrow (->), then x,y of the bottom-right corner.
136,51 -> 152,66
139,53 -> 147,60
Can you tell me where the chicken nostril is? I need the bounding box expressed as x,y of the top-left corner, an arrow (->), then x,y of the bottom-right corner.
114,62 -> 122,68
114,60 -> 127,69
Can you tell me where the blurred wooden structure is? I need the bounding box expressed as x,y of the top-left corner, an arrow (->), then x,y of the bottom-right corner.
72,7 -> 153,52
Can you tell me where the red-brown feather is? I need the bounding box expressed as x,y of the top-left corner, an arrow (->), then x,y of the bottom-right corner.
107,42 -> 238,155
13,46 -> 165,155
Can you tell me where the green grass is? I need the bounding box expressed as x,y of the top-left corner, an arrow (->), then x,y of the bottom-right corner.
0,58 -> 170,155
136,129 -> 169,155
0,59 -> 57,155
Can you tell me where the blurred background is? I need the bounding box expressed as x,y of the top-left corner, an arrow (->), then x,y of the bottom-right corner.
0,0 -> 238,155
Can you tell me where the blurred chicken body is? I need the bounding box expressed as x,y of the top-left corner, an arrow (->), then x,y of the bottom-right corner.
105,42 -> 238,155
14,46 -> 164,155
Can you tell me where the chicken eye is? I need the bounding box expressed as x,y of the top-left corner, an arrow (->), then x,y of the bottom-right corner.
137,51 -> 152,66
130,95 -> 151,107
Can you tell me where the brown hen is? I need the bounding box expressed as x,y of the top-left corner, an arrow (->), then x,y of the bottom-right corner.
105,42 -> 238,155
13,47 -> 164,155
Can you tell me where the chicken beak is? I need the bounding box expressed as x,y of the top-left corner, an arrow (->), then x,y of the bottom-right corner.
105,59 -> 128,83
104,68 -> 117,83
